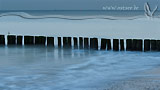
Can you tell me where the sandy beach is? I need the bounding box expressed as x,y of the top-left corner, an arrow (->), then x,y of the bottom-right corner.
105,67 -> 160,90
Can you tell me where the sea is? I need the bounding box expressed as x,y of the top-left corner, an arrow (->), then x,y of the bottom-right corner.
0,10 -> 160,20
0,46 -> 160,90
0,10 -> 160,90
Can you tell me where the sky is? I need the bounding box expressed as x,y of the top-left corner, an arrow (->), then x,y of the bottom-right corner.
0,0 -> 159,10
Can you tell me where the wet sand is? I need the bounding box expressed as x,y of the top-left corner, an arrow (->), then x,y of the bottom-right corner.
105,68 -> 160,90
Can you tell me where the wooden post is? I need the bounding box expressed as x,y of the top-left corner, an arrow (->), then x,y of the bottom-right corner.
90,38 -> 93,49
101,38 -> 107,50
106,39 -> 111,50
35,36 -> 39,45
90,38 -> 94,49
47,37 -> 54,46
156,40 -> 160,51
137,39 -> 143,51
126,39 -> 132,51
58,37 -> 61,48
132,39 -> 137,51
151,40 -> 157,51
0,35 -> 5,45
17,36 -> 23,45
68,37 -> 72,48
40,36 -> 46,45
63,37 -> 68,48
24,36 -> 34,45
113,39 -> 119,51
7,35 -> 16,45
35,36 -> 46,45
63,37 -> 71,48
131,39 -> 142,51
73,37 -> 78,49
120,39 -> 124,51
84,38 -> 89,49
79,37 -> 83,49
93,38 -> 98,50
144,39 -> 150,52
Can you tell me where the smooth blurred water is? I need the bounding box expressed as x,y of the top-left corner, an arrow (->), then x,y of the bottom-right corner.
1,10 -> 146,17
0,46 -> 160,90
0,10 -> 160,17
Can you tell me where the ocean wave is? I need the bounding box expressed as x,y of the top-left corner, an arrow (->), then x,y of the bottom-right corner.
0,12 -> 157,20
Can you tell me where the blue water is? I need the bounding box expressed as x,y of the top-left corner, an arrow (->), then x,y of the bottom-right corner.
0,46 -> 160,90
0,10 -> 160,17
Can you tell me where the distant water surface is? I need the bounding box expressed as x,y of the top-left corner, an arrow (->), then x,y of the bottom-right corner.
0,10 -> 148,16
0,10 -> 160,20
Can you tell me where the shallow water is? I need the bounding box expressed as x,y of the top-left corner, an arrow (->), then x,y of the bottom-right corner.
0,46 -> 160,90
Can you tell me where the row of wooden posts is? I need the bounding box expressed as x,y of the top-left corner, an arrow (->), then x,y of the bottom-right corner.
0,35 -> 159,51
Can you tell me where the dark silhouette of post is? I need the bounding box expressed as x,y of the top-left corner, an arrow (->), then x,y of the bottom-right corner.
106,39 -> 111,50
17,36 -> 23,45
63,37 -> 68,48
84,38 -> 89,49
156,40 -> 160,51
101,38 -> 107,50
63,37 -> 72,48
24,36 -> 34,45
73,37 -> 78,49
132,39 -> 142,51
58,37 -> 61,48
144,39 -> 150,52
136,39 -> 143,51
151,40 -> 157,51
35,36 -> 46,46
90,38 -> 93,49
113,39 -> 119,51
132,39 -> 137,51
7,35 -> 16,45
120,39 -> 124,51
68,37 -> 72,48
0,35 -> 5,45
93,38 -> 98,50
47,37 -> 54,46
79,37 -> 83,49
126,39 -> 132,51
